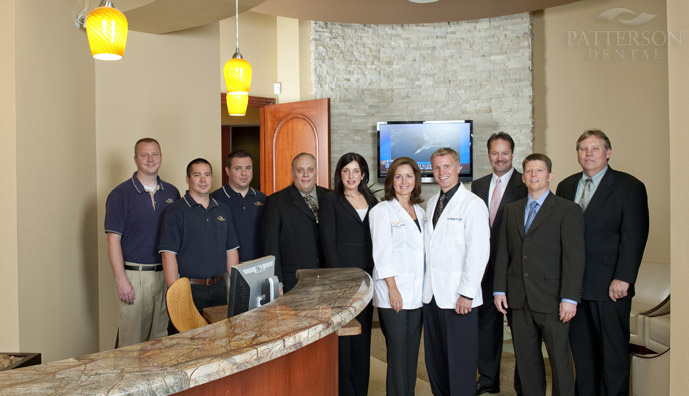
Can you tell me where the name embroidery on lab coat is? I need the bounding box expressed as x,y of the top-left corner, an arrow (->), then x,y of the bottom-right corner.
446,217 -> 462,222
391,221 -> 406,229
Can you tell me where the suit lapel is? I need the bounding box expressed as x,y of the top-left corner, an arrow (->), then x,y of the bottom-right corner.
338,194 -> 364,224
290,185 -> 316,221
559,173 -> 581,201
515,198 -> 527,238
475,178 -> 489,205
495,171 -> 522,227
526,192 -> 555,234
583,167 -> 615,219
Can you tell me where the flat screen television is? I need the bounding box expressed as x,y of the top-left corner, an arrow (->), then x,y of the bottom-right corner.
377,120 -> 473,183
226,255 -> 280,318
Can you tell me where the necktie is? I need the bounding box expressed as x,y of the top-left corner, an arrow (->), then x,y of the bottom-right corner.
579,178 -> 593,212
489,178 -> 502,227
432,191 -> 447,227
304,194 -> 319,223
524,201 -> 540,233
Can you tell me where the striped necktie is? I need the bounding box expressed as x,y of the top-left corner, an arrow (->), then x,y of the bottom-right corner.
524,201 -> 540,233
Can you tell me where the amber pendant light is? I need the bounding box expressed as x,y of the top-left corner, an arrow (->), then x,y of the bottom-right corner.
85,0 -> 128,61
223,0 -> 252,116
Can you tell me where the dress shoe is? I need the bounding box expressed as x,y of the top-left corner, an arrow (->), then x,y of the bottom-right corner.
475,384 -> 500,395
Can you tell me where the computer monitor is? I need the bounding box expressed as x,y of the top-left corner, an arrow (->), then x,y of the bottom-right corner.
226,255 -> 280,318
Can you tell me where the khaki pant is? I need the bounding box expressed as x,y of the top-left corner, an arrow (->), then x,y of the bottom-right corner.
117,262 -> 168,347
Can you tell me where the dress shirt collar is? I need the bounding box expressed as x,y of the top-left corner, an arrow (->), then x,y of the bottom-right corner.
580,165 -> 608,187
527,189 -> 550,207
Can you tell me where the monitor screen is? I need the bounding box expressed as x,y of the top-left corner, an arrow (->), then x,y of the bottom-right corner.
377,120 -> 473,183
227,255 -> 279,318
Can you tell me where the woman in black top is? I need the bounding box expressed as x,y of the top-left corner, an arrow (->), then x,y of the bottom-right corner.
320,152 -> 378,396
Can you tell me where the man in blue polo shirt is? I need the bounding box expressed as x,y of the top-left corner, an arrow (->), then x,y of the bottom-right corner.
211,150 -> 266,262
159,158 -> 239,317
105,137 -> 180,347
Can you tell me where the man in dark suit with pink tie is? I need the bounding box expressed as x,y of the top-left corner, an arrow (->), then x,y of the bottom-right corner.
471,132 -> 526,396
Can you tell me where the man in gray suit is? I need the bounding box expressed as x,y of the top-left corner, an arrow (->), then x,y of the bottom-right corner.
494,153 -> 585,396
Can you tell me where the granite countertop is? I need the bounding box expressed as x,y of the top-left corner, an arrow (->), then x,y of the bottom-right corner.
0,268 -> 372,396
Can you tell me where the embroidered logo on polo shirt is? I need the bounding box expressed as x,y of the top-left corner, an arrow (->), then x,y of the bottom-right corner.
254,201 -> 264,206
166,198 -> 174,204
217,216 -> 226,222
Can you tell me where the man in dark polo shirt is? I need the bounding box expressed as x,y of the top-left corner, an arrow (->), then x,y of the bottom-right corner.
105,137 -> 180,347
211,150 -> 266,262
159,158 -> 239,317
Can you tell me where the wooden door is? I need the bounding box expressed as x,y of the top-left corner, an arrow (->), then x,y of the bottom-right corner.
260,98 -> 330,195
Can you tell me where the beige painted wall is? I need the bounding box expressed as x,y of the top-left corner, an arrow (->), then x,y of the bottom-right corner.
533,0 -> 670,264
220,12 -> 278,99
299,20 -> 313,101
13,0 -> 99,362
667,0 -> 688,392
0,0 -> 20,352
276,17 -> 301,103
95,23 -> 222,350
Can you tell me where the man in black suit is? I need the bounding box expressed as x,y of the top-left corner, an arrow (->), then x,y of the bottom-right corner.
494,153 -> 585,396
556,129 -> 649,396
261,152 -> 329,293
472,132 -> 527,395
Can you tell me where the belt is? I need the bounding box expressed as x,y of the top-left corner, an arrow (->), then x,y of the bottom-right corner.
188,276 -> 222,286
124,264 -> 163,272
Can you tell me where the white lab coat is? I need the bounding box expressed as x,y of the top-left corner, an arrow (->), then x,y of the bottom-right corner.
424,183 -> 490,309
370,199 -> 425,309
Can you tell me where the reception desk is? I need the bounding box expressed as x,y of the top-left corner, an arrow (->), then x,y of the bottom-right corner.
0,268 -> 372,395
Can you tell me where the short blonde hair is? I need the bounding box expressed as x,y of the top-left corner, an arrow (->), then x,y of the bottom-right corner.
430,147 -> 460,165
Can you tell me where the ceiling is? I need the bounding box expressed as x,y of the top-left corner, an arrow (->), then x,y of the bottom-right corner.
114,0 -> 579,34
251,0 -> 578,25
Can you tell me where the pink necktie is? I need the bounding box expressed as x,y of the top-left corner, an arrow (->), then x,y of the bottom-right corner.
489,178 -> 502,227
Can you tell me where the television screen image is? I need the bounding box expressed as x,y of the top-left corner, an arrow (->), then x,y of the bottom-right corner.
226,255 -> 280,318
377,120 -> 473,182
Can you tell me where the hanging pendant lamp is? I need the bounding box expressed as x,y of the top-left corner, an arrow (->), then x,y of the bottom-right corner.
223,0 -> 252,116
226,93 -> 249,116
85,0 -> 128,61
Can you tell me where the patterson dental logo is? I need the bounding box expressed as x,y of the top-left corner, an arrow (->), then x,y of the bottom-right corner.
596,8 -> 657,26
567,8 -> 682,60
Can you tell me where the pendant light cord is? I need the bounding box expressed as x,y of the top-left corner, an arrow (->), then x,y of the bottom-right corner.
235,0 -> 240,54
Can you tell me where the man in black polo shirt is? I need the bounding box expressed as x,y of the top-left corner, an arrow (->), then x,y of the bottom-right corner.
211,150 -> 266,262
159,158 -> 239,316
105,137 -> 180,347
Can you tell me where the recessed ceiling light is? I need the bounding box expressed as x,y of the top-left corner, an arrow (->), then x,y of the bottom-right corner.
409,0 -> 439,3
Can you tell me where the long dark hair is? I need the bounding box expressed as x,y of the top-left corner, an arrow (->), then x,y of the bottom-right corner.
382,157 -> 423,204
333,153 -> 377,204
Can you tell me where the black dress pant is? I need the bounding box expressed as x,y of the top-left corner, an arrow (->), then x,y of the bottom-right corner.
570,299 -> 631,396
477,299 -> 522,394
378,307 -> 423,396
512,303 -> 574,396
423,297 -> 478,396
339,302 -> 373,396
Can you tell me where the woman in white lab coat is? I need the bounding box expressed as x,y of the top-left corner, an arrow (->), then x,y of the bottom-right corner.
369,157 -> 425,396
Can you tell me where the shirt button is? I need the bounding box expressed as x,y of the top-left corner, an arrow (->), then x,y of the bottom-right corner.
523,255 -> 527,259
524,273 -> 529,277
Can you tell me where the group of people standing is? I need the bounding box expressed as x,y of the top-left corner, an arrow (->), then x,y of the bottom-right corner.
105,127 -> 649,396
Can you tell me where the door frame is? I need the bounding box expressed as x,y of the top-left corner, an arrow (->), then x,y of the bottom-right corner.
220,94 -> 277,188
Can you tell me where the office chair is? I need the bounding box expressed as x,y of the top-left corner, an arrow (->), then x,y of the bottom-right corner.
166,277 -> 209,332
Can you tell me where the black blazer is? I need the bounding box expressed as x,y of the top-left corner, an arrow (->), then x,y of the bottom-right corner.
556,167 -> 649,301
261,184 -> 330,292
494,193 -> 586,314
471,170 -> 527,299
319,191 -> 378,274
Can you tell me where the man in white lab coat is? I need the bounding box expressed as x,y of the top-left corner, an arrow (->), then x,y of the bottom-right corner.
424,147 -> 491,396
